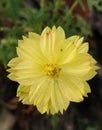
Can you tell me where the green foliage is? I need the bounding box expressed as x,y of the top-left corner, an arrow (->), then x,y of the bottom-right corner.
76,0 -> 85,10
0,0 -> 100,65
0,37 -> 17,64
0,0 -> 24,19
87,0 -> 102,12
50,115 -> 60,130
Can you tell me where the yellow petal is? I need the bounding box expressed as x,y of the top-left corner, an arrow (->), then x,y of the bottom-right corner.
7,26 -> 98,115
28,32 -> 40,39
78,42 -> 89,53
17,85 -> 31,104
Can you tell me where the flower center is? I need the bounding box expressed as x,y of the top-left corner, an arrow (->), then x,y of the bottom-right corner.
44,64 -> 61,77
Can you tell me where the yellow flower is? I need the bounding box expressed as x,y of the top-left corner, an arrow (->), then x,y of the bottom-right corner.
7,26 -> 98,115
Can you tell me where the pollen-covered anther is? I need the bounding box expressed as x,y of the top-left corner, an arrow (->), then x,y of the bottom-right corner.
44,64 -> 61,77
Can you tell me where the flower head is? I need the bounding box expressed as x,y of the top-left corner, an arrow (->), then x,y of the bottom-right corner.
7,26 -> 98,114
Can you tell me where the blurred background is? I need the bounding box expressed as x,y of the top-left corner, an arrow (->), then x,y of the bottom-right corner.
0,0 -> 102,130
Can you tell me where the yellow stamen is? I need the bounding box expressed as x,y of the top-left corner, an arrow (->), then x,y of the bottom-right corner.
44,64 -> 61,77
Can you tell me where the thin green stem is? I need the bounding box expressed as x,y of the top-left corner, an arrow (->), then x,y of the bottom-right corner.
69,0 -> 78,13
40,0 -> 45,10
63,1 -> 78,23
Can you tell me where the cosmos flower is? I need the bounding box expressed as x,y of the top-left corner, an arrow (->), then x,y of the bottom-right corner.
7,26 -> 98,114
